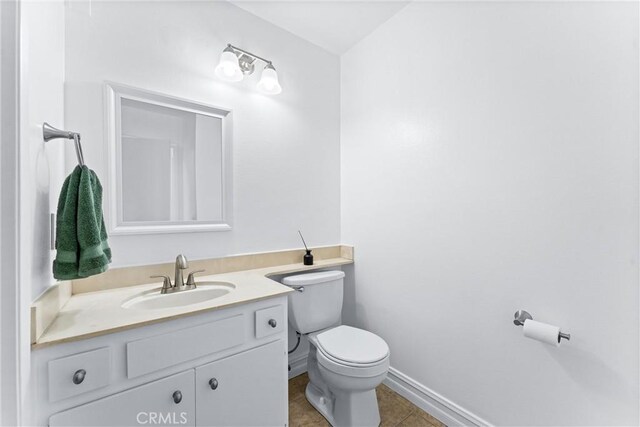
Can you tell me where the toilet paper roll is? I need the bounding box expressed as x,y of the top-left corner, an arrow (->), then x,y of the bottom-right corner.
522,319 -> 561,347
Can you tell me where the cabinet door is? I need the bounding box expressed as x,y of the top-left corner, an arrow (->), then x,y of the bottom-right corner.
49,370 -> 195,427
195,340 -> 287,427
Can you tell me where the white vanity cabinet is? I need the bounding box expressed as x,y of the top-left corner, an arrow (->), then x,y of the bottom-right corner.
31,296 -> 289,427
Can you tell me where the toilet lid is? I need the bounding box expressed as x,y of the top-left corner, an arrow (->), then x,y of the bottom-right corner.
315,325 -> 389,365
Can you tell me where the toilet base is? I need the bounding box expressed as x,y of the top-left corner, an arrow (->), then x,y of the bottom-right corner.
306,382 -> 381,427
306,382 -> 336,426
333,388 -> 380,427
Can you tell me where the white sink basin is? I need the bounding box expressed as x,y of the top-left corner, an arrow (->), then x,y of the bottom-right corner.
122,281 -> 235,310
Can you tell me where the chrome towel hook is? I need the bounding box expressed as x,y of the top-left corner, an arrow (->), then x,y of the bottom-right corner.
43,122 -> 85,166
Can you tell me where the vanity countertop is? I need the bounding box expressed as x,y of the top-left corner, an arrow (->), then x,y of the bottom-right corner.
32,256 -> 352,349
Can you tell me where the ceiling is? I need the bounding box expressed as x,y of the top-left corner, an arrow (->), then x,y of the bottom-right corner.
230,1 -> 409,55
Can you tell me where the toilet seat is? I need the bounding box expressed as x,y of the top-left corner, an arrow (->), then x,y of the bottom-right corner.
315,325 -> 389,364
309,326 -> 390,378
316,348 -> 390,378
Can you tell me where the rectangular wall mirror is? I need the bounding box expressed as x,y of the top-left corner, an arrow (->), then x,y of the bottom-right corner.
105,83 -> 233,234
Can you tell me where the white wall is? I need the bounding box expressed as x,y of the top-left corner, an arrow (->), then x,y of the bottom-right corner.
64,0 -> 341,268
341,2 -> 639,426
19,0 -> 67,420
0,2 -> 21,423
20,0 -> 66,301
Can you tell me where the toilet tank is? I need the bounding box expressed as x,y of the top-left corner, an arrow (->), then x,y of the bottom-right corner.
282,270 -> 345,334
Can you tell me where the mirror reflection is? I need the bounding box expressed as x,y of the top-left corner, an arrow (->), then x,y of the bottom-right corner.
120,99 -> 223,223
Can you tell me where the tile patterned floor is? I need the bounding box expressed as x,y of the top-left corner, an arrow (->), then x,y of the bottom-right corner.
288,373 -> 446,427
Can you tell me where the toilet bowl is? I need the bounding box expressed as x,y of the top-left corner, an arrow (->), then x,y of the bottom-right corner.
282,271 -> 390,427
308,325 -> 389,426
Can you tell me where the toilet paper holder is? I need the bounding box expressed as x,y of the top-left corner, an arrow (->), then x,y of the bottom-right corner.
513,310 -> 571,342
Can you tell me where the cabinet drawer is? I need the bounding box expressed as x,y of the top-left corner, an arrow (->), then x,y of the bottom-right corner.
49,370 -> 195,427
255,305 -> 284,338
127,315 -> 244,378
48,347 -> 110,403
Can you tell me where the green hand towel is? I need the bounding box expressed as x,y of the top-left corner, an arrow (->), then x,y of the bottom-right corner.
52,167 -> 81,280
53,165 -> 112,280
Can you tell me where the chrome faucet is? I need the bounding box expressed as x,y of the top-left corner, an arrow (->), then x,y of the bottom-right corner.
174,254 -> 189,290
150,254 -> 205,294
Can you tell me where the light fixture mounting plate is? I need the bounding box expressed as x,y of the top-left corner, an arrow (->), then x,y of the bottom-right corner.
237,54 -> 256,75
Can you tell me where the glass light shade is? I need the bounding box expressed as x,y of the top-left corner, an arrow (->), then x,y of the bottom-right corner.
257,65 -> 282,95
215,49 -> 243,82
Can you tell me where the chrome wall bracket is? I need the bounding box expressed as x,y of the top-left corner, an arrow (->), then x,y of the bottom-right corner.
513,309 -> 533,326
237,54 -> 256,75
42,122 -> 85,166
43,122 -> 76,142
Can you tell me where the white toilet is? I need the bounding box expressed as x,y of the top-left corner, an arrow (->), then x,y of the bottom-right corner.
283,271 -> 390,427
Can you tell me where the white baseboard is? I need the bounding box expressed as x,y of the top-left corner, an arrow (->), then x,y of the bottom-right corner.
288,353 -> 308,379
286,359 -> 490,427
384,367 -> 492,427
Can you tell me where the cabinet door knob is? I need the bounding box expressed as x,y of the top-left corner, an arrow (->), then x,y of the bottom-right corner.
209,378 -> 218,390
72,369 -> 86,385
268,319 -> 277,328
172,390 -> 182,404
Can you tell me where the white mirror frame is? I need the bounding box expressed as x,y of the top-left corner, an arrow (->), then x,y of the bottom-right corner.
105,82 -> 233,235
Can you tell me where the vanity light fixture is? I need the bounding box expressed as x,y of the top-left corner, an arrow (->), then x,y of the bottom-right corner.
215,46 -> 243,82
257,64 -> 282,95
215,44 -> 282,95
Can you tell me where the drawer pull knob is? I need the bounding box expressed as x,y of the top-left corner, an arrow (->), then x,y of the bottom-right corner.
209,378 -> 218,390
268,319 -> 277,328
172,390 -> 182,404
72,369 -> 86,385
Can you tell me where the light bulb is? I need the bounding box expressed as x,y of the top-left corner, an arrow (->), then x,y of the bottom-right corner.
223,64 -> 235,77
215,47 -> 243,82
257,64 -> 282,95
